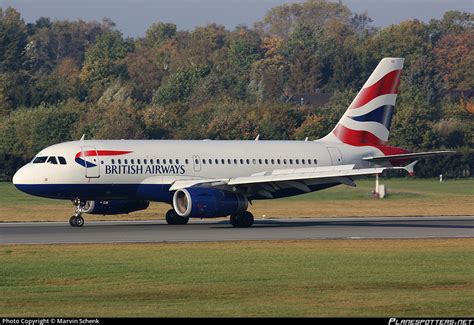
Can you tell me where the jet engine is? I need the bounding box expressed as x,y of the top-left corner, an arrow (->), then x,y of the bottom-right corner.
82,200 -> 149,215
173,187 -> 248,218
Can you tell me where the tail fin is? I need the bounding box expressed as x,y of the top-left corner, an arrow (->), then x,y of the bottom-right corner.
325,58 -> 404,147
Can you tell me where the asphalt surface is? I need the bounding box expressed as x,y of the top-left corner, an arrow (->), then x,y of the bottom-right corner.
0,216 -> 473,244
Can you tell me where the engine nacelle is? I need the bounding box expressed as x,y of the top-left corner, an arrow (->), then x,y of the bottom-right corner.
82,200 -> 149,215
173,187 -> 248,218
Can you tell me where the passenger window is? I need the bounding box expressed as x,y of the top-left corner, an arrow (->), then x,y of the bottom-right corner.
112,159 -> 115,164
296,159 -> 299,165
271,159 -> 275,164
283,159 -> 287,165
202,159 -> 206,164
240,159 -> 244,164
144,159 -> 147,164
208,159 -> 212,164
302,159 -> 305,165
252,159 -> 256,164
277,159 -> 281,164
176,159 -> 179,164
33,156 -> 48,164
246,159 -> 250,164
124,159 -> 128,164
118,159 -> 122,164
314,159 -> 318,164
222,159 -> 225,164
47,156 -> 57,164
227,159 -> 231,164
264,159 -> 268,164
215,159 -> 219,164
150,159 -> 154,164
58,156 -> 67,165
137,159 -> 141,164
234,159 -> 238,164
131,159 -> 134,165
258,159 -> 262,164
185,159 -> 189,164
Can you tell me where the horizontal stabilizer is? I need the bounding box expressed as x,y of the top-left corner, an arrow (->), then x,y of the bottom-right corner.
362,150 -> 456,162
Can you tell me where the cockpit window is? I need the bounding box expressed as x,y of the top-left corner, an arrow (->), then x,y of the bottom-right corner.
58,156 -> 67,165
47,156 -> 58,164
33,156 -> 48,164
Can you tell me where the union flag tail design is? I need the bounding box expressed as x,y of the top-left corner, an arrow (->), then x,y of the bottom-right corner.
326,58 -> 404,150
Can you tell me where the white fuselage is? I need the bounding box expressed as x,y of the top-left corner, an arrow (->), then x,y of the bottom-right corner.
12,139 -> 380,203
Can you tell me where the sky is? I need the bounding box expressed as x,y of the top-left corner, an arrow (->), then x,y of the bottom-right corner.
1,0 -> 472,37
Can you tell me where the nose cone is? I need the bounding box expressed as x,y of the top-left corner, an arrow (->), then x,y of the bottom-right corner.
12,165 -> 32,195
12,166 -> 26,186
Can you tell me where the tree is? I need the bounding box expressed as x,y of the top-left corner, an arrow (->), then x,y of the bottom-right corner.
153,65 -> 210,105
125,48 -> 165,102
29,57 -> 81,106
433,31 -> 474,90
216,26 -> 264,100
0,7 -> 27,72
24,19 -> 113,74
249,36 -> 289,102
80,30 -> 131,97
283,23 -> 325,93
255,0 -> 353,40
144,22 -> 176,48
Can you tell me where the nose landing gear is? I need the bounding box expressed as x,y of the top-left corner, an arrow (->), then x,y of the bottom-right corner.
69,199 -> 85,227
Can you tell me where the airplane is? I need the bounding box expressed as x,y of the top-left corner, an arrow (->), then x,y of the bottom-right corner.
12,58 -> 453,228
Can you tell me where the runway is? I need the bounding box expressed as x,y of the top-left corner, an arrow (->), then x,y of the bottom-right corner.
1,216 -> 473,244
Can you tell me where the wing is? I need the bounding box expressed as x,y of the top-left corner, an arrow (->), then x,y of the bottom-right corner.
169,163 -> 414,198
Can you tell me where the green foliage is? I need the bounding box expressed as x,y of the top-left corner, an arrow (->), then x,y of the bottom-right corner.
0,7 -> 27,72
0,1 -> 472,179
153,65 -> 210,105
0,100 -> 84,176
144,22 -> 176,48
80,31 -> 131,96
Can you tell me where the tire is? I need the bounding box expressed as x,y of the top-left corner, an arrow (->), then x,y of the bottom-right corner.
165,209 -> 189,225
74,216 -> 84,227
230,211 -> 254,228
69,216 -> 76,227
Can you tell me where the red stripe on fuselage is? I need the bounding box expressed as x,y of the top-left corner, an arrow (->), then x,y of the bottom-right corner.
350,69 -> 402,109
75,150 -> 132,159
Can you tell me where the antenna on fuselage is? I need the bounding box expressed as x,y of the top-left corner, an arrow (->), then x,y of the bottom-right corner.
255,134 -> 260,141
80,134 -> 85,141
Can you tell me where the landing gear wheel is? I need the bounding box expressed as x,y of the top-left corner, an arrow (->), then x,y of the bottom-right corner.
69,198 -> 85,227
165,209 -> 189,225
74,216 -> 84,227
230,211 -> 254,228
69,215 -> 84,227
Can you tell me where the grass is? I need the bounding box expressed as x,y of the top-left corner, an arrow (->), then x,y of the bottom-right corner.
1,239 -> 473,317
1,178 -> 473,222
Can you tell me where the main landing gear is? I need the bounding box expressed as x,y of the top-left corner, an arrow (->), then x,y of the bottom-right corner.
230,211 -> 254,228
165,209 -> 189,225
69,199 -> 85,227
164,209 -> 254,227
